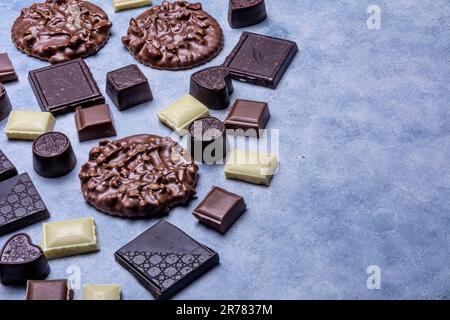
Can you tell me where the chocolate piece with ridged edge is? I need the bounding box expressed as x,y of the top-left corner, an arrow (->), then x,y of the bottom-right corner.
0,173 -> 50,236
188,117 -> 227,164
190,67 -> 233,110
0,150 -> 17,182
122,1 -> 224,70
223,32 -> 298,89
228,0 -> 267,28
0,233 -> 50,286
115,220 -> 219,300
79,135 -> 198,218
12,0 -> 112,64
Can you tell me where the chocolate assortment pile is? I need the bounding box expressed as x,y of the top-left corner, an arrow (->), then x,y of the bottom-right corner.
0,0 -> 297,300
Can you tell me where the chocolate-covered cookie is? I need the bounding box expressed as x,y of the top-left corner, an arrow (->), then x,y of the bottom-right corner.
79,135 -> 199,218
122,1 -> 224,70
12,0 -> 112,63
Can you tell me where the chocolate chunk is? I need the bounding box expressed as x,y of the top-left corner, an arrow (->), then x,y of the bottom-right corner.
79,135 -> 199,218
223,32 -> 298,89
75,104 -> 117,142
26,279 -> 74,300
12,0 -> 112,64
122,1 -> 224,70
29,58 -> 105,115
0,173 -> 50,236
228,0 -> 267,28
0,84 -> 12,121
0,150 -> 18,182
193,186 -> 246,234
0,53 -> 18,83
106,64 -> 153,111
0,233 -> 50,286
224,99 -> 270,138
190,67 -> 234,110
188,117 -> 227,164
115,220 -> 219,300
32,132 -> 77,178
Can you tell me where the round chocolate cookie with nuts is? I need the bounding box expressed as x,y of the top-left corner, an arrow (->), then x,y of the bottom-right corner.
79,135 -> 199,218
12,0 -> 112,63
122,1 -> 224,70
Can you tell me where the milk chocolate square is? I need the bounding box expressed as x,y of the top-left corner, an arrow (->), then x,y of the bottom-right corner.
224,99 -> 270,138
0,53 -> 18,83
26,279 -> 73,300
193,187 -> 246,234
0,149 -> 17,182
75,104 -> 117,142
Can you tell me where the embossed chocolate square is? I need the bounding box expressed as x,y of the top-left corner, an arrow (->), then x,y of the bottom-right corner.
0,149 -> 17,182
223,32 -> 298,89
193,187 -> 246,234
0,173 -> 50,236
106,64 -> 153,111
28,58 -> 105,115
224,99 -> 270,138
115,220 -> 219,300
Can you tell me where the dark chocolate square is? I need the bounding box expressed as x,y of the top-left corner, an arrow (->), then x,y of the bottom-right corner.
29,58 -> 105,115
115,220 -> 219,300
0,53 -> 18,83
75,104 -> 117,142
0,173 -> 50,236
106,64 -> 153,111
193,187 -> 246,234
26,280 -> 73,300
223,32 -> 298,89
0,149 -> 17,182
224,99 -> 270,137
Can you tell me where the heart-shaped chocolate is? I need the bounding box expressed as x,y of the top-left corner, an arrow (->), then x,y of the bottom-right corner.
0,233 -> 50,286
190,66 -> 234,110
228,0 -> 268,28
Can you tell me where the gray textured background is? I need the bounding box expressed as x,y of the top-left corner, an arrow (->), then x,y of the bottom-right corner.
1,0 -> 450,300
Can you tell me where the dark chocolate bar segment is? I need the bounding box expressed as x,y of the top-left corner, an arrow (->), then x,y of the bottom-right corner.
0,83 -> 12,121
106,64 -> 153,111
115,220 -> 219,300
29,58 -> 105,115
193,186 -> 246,234
0,149 -> 17,182
0,173 -> 50,236
223,32 -> 298,89
0,53 -> 18,83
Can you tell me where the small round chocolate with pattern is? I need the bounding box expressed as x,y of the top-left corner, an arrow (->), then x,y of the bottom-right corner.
79,135 -> 199,218
12,0 -> 112,63
188,117 -> 227,164
122,1 -> 224,70
32,132 -> 77,178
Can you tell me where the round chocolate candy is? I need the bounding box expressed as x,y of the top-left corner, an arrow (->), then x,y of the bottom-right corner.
32,132 -> 77,178
188,117 -> 228,164
0,84 -> 12,121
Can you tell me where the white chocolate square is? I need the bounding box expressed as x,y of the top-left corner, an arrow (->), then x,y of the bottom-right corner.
224,149 -> 279,186
5,111 -> 55,140
82,284 -> 121,300
41,217 -> 99,260
112,0 -> 151,12
158,95 -> 210,135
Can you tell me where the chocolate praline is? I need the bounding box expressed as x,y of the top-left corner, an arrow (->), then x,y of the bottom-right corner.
32,132 -> 77,178
228,0 -> 268,28
190,67 -> 233,110
0,84 -> 12,121
188,117 -> 227,164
